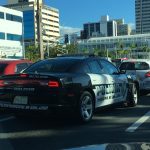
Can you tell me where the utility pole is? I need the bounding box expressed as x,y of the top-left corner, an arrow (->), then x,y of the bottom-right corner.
36,0 -> 44,59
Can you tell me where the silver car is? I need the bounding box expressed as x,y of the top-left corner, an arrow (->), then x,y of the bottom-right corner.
119,59 -> 150,94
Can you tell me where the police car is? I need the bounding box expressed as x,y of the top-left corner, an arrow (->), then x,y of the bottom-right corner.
0,55 -> 138,122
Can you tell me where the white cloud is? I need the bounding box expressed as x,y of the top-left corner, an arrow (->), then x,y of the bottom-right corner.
60,26 -> 81,36
128,23 -> 135,29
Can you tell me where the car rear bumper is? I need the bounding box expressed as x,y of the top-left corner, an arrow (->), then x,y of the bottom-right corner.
0,101 -> 76,115
140,79 -> 150,90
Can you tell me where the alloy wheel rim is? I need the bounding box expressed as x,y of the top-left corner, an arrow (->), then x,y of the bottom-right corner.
81,95 -> 93,120
133,87 -> 138,104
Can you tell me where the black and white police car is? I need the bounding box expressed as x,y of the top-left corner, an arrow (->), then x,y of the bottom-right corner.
0,55 -> 139,122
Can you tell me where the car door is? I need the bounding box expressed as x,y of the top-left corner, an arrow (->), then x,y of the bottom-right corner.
86,60 -> 107,108
99,59 -> 128,104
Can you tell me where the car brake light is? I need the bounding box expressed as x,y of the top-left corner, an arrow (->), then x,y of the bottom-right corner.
20,74 -> 28,77
0,80 -> 5,87
145,71 -> 150,77
48,81 -> 59,87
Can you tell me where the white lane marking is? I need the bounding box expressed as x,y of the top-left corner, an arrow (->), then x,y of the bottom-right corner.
0,116 -> 15,123
0,130 -> 55,139
126,111 -> 150,132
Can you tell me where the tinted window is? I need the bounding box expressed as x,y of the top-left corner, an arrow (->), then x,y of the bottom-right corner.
18,0 -> 28,2
0,64 -> 8,74
23,10 -> 34,39
23,59 -> 82,73
100,60 -> 118,74
135,62 -> 149,70
0,12 -> 4,19
15,63 -> 29,73
7,34 -> 22,41
71,63 -> 91,73
88,60 -> 102,74
6,14 -> 22,23
120,62 -> 149,70
120,62 -> 135,70
112,59 -> 122,67
0,32 -> 5,40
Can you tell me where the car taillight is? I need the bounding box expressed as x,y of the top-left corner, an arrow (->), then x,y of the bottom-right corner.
145,71 -> 150,77
20,74 -> 28,77
0,80 -> 5,87
48,81 -> 59,87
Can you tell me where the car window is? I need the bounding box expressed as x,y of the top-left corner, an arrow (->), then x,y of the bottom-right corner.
87,60 -> 102,74
0,64 -> 8,74
120,62 -> 149,70
15,63 -> 29,73
135,62 -> 149,70
120,62 -> 135,70
23,59 -> 82,73
71,63 -> 91,73
100,59 -> 118,74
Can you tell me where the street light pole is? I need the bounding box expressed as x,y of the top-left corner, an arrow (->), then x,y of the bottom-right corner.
37,0 -> 44,60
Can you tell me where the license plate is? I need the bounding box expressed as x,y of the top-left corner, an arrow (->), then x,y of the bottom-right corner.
13,96 -> 28,104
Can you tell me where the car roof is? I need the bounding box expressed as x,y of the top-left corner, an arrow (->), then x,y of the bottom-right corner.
56,54 -> 108,61
0,59 -> 32,64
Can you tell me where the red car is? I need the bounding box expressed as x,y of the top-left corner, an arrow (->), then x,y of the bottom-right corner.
0,59 -> 32,75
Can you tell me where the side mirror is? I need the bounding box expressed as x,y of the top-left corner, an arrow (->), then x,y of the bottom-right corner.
119,70 -> 126,74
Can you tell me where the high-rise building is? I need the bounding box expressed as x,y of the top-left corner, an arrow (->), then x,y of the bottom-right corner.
117,24 -> 132,36
5,0 -> 60,45
135,0 -> 150,34
81,15 -> 117,39
0,6 -> 24,58
81,15 -> 132,39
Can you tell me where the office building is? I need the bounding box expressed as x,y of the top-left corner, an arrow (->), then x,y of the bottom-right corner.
78,33 -> 150,59
115,18 -> 131,36
81,15 -> 117,39
0,6 -> 23,58
64,33 -> 79,44
135,0 -> 150,34
81,15 -> 132,39
6,0 -> 60,45
117,24 -> 132,36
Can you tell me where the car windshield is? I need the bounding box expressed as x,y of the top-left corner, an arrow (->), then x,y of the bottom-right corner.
23,58 -> 81,73
120,61 -> 150,70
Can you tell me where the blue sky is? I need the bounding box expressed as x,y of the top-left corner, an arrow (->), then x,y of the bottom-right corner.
45,0 -> 135,28
0,0 -> 135,34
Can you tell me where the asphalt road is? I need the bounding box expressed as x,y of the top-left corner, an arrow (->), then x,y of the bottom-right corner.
0,95 -> 150,150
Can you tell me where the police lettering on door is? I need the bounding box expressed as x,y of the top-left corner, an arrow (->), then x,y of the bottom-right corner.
94,83 -> 126,101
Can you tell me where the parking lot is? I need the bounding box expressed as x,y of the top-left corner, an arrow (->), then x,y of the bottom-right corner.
0,94 -> 149,150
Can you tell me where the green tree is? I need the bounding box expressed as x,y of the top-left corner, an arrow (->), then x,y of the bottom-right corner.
25,45 -> 40,62
65,44 -> 78,54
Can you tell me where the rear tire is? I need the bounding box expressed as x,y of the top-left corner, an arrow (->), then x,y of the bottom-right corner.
126,83 -> 138,107
77,91 -> 94,123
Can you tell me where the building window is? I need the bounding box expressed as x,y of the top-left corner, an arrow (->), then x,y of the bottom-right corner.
107,21 -> 113,36
23,10 -> 34,39
7,33 -> 22,41
6,14 -> 22,23
0,12 -> 4,19
0,32 -> 5,39
18,0 -> 28,2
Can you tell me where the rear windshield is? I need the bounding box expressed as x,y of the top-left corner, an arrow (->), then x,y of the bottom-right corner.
0,64 -> 8,74
120,62 -> 150,70
23,58 -> 82,73
112,59 -> 122,67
